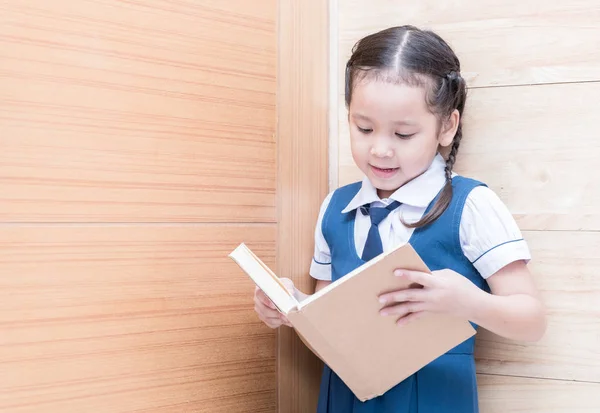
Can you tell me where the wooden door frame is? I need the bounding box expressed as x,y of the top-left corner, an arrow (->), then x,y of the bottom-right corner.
277,0 -> 331,411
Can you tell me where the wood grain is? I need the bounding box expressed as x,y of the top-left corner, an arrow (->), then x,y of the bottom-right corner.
0,0 -> 277,223
277,0 -> 330,411
0,224 -> 277,413
339,82 -> 600,231
475,231 -> 600,382
457,82 -> 599,231
338,0 -> 600,88
478,374 -> 600,413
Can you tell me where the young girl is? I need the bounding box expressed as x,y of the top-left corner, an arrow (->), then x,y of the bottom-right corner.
253,25 -> 546,413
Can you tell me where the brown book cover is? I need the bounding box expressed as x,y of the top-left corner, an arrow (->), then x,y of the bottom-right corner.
229,242 -> 476,401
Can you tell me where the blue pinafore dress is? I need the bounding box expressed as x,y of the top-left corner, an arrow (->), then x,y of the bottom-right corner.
316,176 -> 490,413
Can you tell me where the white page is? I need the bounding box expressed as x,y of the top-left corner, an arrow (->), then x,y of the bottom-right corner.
229,243 -> 299,314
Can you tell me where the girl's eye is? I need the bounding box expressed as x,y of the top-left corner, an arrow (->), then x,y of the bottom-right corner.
395,133 -> 415,139
357,126 -> 373,134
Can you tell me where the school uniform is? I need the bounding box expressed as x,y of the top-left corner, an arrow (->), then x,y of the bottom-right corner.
310,153 -> 531,413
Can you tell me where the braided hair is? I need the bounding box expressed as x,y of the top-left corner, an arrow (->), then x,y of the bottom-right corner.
345,26 -> 468,228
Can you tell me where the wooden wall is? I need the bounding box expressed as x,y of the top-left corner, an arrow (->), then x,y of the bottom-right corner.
0,1 -> 278,412
335,1 -> 600,411
277,1 -> 330,412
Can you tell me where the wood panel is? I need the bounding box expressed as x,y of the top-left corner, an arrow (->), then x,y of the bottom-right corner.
457,82 -> 598,231
475,231 -> 600,382
0,224 -> 277,412
339,82 -> 599,231
0,0 -> 277,223
277,0 -> 330,412
338,0 -> 600,88
478,374 -> 600,413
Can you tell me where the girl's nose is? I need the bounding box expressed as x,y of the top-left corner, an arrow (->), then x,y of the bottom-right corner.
370,138 -> 393,158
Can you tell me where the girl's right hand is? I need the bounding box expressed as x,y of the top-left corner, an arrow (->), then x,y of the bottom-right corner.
253,278 -> 295,329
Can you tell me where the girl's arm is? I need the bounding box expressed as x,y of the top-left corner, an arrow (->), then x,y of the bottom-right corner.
378,186 -> 546,342
467,260 -> 546,342
254,278 -> 331,328
378,261 -> 546,342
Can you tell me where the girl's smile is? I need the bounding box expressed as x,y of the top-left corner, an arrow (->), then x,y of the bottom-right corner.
348,79 -> 456,200
369,164 -> 400,179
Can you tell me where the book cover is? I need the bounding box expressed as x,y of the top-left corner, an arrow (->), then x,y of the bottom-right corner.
229,242 -> 476,401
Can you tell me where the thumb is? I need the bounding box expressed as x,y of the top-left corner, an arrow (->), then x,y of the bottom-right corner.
280,277 -> 296,296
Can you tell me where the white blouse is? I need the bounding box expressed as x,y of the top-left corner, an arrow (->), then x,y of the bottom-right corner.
310,154 -> 531,281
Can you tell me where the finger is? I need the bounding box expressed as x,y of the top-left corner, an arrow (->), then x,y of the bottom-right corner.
255,306 -> 281,322
275,311 -> 292,327
396,311 -> 426,326
379,301 -> 427,317
256,311 -> 283,329
379,288 -> 429,304
265,319 -> 282,329
259,308 -> 291,328
254,301 -> 281,319
256,288 -> 275,308
394,269 -> 436,288
255,288 -> 277,309
280,278 -> 296,295
257,312 -> 280,323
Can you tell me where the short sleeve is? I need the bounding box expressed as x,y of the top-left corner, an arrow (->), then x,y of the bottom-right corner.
309,191 -> 334,281
460,186 -> 531,279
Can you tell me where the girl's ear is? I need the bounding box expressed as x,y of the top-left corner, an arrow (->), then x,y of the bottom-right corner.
438,109 -> 460,148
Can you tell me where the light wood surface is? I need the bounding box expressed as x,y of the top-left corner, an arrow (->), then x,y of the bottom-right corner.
338,0 -> 600,88
478,374 -> 600,412
475,231 -> 600,382
0,1 -> 278,412
0,225 -> 277,412
0,0 -> 277,223
277,0 -> 330,412
457,83 -> 599,231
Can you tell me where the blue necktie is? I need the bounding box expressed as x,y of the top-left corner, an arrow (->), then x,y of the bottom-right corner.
360,201 -> 401,261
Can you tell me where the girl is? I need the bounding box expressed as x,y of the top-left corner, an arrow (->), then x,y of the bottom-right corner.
253,25 -> 546,413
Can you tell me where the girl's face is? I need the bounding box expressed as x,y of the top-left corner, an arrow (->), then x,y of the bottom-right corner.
348,78 -> 458,199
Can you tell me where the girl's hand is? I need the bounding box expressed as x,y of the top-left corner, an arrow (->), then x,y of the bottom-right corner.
253,277 -> 295,329
378,269 -> 483,325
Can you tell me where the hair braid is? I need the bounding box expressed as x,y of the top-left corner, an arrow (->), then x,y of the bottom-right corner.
345,26 -> 469,228
403,74 -> 466,229
445,123 -> 462,182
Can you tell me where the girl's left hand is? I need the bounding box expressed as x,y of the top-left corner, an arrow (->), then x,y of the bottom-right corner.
378,269 -> 484,325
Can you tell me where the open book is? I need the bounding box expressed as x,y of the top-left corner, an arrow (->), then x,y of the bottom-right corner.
229,242 -> 476,401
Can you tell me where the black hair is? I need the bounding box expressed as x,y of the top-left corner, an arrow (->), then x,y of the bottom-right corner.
345,25 -> 467,228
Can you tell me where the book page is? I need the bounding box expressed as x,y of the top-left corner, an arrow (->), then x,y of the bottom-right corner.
229,243 -> 299,314
298,243 -> 394,310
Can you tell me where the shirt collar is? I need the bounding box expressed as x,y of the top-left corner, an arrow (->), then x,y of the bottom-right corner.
342,153 -> 447,213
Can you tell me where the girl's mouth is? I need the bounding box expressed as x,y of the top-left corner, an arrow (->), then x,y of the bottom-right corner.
370,165 -> 399,178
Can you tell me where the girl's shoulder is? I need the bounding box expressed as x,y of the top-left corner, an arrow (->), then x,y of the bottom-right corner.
451,174 -> 487,191
455,175 -> 531,279
317,181 -> 363,213
450,173 -> 507,215
332,180 -> 363,198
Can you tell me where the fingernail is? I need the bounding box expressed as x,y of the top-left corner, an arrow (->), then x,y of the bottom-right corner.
379,297 -> 387,304
394,270 -> 403,277
380,310 -> 388,316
